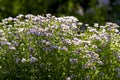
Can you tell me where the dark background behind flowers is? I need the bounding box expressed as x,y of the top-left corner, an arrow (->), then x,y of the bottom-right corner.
0,0 -> 120,25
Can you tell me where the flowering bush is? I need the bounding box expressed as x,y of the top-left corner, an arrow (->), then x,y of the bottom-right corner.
0,14 -> 120,80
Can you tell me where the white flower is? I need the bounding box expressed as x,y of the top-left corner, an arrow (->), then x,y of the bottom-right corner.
66,77 -> 71,80
72,38 -> 81,45
16,14 -> 24,19
51,25 -> 58,29
46,41 -> 51,46
46,14 -> 52,17
17,28 -> 25,32
21,58 -> 26,63
6,42 -> 12,46
115,29 -> 119,33
100,26 -> 106,29
94,23 -> 99,27
91,45 -> 97,48
89,28 -> 98,33
102,29 -> 106,33
61,24 -> 70,30
90,66 -> 96,70
9,46 -> 16,50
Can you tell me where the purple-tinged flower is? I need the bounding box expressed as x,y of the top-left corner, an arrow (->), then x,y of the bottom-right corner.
86,51 -> 94,55
29,47 -> 34,52
90,34 -> 101,40
30,56 -> 37,63
16,58 -> 21,63
9,46 -> 16,50
60,46 -> 68,51
1,41 -> 11,46
12,41 -> 18,46
50,25 -> 59,29
25,14 -> 35,19
97,60 -> 104,65
98,0 -> 110,6
12,18 -> 18,22
106,22 -> 119,30
115,68 -> 120,72
75,49 -> 81,54
61,24 -> 70,30
61,38 -> 72,45
50,45 -> 61,50
115,73 -> 120,78
70,58 -> 78,64
29,28 -> 41,36
66,74 -> 75,80
72,38 -> 81,45
104,34 -> 111,42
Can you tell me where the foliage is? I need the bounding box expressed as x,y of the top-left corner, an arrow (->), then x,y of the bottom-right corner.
0,0 -> 120,25
0,14 -> 120,80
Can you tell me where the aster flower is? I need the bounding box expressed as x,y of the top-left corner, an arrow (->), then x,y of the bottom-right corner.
90,66 -> 96,70
16,58 -> 21,63
70,58 -> 78,64
29,47 -> 34,53
30,56 -> 37,63
60,46 -> 68,51
66,77 -> 71,80
9,46 -> 16,50
16,14 -> 24,19
115,68 -> 120,72
21,58 -> 27,63
94,23 -> 99,27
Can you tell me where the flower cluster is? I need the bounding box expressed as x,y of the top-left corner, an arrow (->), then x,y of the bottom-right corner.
0,14 -> 120,80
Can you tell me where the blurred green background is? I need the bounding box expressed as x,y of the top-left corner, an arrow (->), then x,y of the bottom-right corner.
0,0 -> 120,25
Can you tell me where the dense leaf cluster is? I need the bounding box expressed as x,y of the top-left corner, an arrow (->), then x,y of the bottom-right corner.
0,0 -> 120,25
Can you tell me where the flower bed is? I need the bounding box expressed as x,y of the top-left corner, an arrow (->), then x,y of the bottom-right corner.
0,14 -> 120,80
